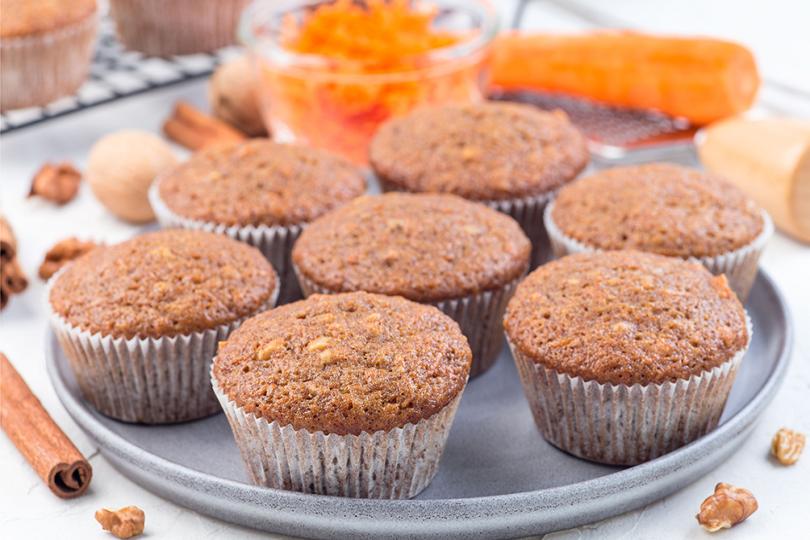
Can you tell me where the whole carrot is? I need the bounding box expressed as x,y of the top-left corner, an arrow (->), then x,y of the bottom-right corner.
490,31 -> 760,125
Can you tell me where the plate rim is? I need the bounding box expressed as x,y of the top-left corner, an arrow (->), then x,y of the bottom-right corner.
46,270 -> 793,539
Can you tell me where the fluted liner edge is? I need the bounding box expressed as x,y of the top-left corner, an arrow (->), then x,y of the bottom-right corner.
508,314 -> 752,465
544,201 -> 773,301
213,375 -> 463,498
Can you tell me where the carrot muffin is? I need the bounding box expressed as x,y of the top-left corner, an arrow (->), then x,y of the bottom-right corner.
150,139 -> 366,304
109,0 -> 248,56
292,193 -> 530,376
546,163 -> 772,300
504,250 -> 750,465
212,291 -> 471,498
49,229 -> 278,423
1,0 -> 98,111
369,102 -> 589,266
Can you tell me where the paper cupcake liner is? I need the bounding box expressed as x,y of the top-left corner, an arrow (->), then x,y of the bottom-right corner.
0,13 -> 98,111
508,315 -> 752,466
378,178 -> 554,268
294,267 -> 523,377
486,192 -> 556,269
212,374 -> 463,498
109,0 -> 248,56
544,202 -> 773,301
48,270 -> 279,424
149,182 -> 303,304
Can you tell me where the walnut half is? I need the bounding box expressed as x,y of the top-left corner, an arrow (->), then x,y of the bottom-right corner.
95,506 -> 145,539
38,237 -> 99,280
771,427 -> 805,465
696,483 -> 758,532
29,162 -> 81,205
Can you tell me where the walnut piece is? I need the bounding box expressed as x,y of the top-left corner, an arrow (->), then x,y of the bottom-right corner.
38,237 -> 100,280
29,162 -> 81,205
256,338 -> 285,360
771,427 -> 806,465
696,483 -> 758,532
306,336 -> 331,351
95,506 -> 145,539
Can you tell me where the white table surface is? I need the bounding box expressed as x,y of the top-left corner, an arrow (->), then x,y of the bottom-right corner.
2,1 -> 809,538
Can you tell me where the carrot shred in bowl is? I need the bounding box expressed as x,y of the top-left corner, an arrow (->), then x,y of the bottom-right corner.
254,0 -> 492,164
282,0 -> 462,71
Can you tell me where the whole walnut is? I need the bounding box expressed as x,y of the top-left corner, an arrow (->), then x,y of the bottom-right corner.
86,131 -> 178,223
208,55 -> 268,137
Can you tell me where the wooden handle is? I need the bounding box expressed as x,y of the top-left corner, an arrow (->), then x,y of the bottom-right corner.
698,117 -> 810,243
0,352 -> 93,498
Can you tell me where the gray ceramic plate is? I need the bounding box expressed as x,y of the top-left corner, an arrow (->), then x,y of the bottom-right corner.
47,271 -> 792,539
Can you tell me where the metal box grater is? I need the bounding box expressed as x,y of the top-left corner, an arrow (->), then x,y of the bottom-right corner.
491,90 -> 699,165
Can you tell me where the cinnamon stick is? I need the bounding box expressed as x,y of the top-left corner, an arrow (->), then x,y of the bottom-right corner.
163,101 -> 246,151
0,216 -> 27,310
2,257 -> 28,293
0,215 -> 16,262
0,352 -> 92,498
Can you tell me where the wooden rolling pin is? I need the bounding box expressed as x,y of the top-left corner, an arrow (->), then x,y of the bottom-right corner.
698,117 -> 810,243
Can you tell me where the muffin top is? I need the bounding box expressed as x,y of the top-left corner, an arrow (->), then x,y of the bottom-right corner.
504,251 -> 748,385
292,193 -> 531,302
157,140 -> 366,227
550,163 -> 765,258
50,229 -> 277,339
1,0 -> 96,37
369,102 -> 589,201
213,292 -> 471,435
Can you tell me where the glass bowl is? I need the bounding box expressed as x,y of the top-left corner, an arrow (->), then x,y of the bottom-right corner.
240,0 -> 498,164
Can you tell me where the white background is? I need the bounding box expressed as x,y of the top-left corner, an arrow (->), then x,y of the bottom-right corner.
1,0 -> 809,538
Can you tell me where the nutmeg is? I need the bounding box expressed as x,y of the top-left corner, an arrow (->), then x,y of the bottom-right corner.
208,55 -> 267,137
86,131 -> 178,223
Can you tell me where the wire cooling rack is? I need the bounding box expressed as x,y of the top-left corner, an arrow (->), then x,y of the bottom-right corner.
0,18 -> 238,134
1,1 -> 527,135
1,2 -> 696,162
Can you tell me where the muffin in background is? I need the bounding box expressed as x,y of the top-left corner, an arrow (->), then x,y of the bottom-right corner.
49,229 -> 278,424
150,139 -> 366,304
504,250 -> 750,466
109,0 -> 248,56
0,0 -> 98,111
292,193 -> 530,376
212,291 -> 471,498
545,162 -> 772,300
369,102 -> 589,266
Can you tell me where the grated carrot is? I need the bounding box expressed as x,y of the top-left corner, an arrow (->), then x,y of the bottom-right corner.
258,0 -> 487,163
283,0 -> 462,72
